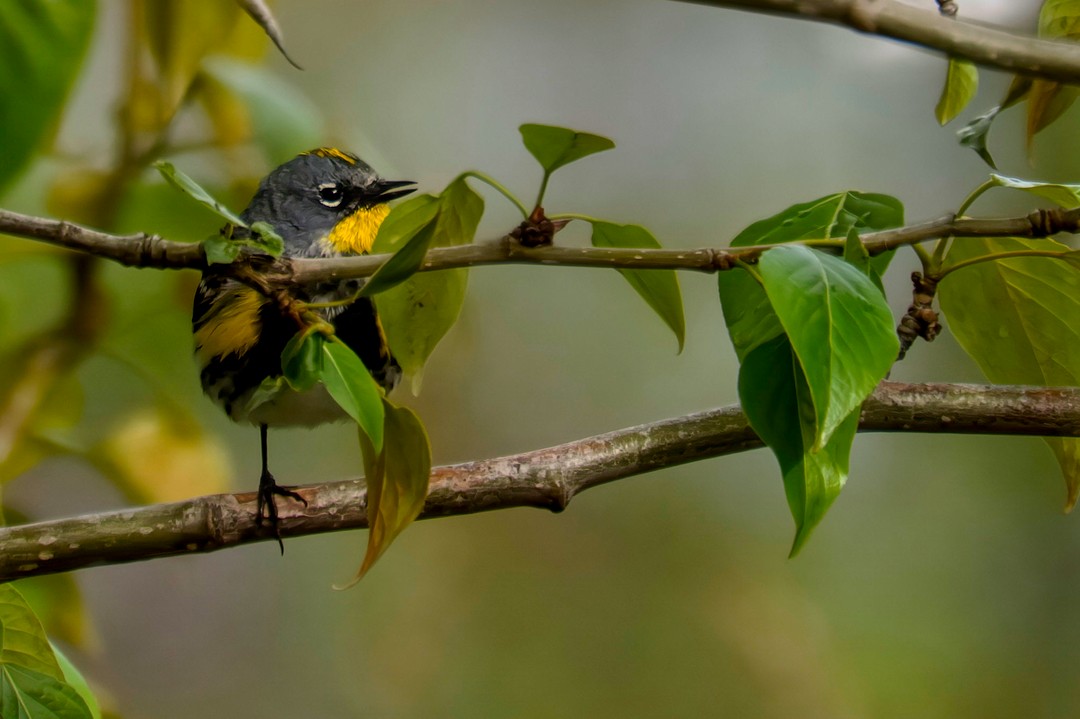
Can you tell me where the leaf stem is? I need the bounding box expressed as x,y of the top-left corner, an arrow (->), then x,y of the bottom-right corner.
458,171 -> 529,218
910,242 -> 934,273
956,179 -> 995,217
930,180 -> 996,271
534,170 -> 552,211
301,291 -> 363,311
548,212 -> 602,223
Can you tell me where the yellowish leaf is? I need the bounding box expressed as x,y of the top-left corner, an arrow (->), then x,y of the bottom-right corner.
337,399 -> 431,588
95,409 -> 231,504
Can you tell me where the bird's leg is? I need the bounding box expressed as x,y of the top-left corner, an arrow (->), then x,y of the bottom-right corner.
256,423 -> 308,554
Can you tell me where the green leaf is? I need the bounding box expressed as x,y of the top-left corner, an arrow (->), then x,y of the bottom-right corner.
1,665 -> 93,719
842,227 -> 886,294
153,161 -> 247,227
842,227 -> 870,272
371,194 -> 441,254
957,107 -> 1000,169
936,58 -> 979,125
0,0 -> 95,194
339,398 -> 431,588
1040,0 -> 1080,37
738,334 -> 859,556
374,177 -> 481,392
201,235 -> 241,265
720,191 -> 903,362
718,265 -> 784,363
1026,80 -> 1079,142
360,220 -> 439,298
319,340 -> 385,452
200,222 -> 282,265
433,176 -> 485,248
361,195 -> 441,297
248,221 -> 284,256
0,585 -> 93,718
14,573 -> 88,649
519,124 -> 615,174
987,173 -> 1080,208
757,246 -> 898,448
1021,3 -> 1080,143
730,191 -> 903,248
590,221 -> 686,352
200,57 -> 321,165
0,585 -> 63,680
939,237 -> 1080,508
51,646 -> 101,719
719,212 -> 899,554
242,375 -> 288,416
281,331 -> 324,392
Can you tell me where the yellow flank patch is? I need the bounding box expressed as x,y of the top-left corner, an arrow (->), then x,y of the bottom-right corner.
302,147 -> 357,164
195,286 -> 264,364
326,204 -> 391,255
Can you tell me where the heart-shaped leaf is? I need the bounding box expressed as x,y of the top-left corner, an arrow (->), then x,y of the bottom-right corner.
519,124 -> 615,174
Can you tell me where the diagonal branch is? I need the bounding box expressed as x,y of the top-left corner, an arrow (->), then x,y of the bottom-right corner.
0,381 -> 1077,584
680,0 -> 1080,83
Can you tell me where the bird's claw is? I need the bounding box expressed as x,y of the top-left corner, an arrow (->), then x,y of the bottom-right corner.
256,470 -> 309,554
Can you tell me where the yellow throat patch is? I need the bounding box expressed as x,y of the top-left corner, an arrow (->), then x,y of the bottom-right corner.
326,204 -> 391,255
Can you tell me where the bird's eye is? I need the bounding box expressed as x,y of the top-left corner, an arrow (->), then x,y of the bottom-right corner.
317,183 -> 344,208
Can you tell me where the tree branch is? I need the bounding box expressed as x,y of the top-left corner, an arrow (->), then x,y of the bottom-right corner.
0,209 -> 205,269
0,381 -> 1077,583
3,207 -> 1078,285
681,0 -> 1080,83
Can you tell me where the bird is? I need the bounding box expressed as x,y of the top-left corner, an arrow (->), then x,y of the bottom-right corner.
192,148 -> 415,549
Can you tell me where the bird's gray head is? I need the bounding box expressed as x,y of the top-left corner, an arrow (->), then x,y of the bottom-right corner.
240,148 -> 414,257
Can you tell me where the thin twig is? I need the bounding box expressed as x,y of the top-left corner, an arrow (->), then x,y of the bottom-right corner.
0,381 -> 1077,583
4,207 -> 1077,284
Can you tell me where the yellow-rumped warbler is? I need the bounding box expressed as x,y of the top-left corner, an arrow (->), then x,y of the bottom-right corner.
192,148 -> 414,544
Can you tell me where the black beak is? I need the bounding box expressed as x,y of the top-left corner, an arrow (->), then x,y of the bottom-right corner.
374,178 -> 416,202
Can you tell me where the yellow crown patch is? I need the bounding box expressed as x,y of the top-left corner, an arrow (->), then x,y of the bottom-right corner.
301,147 -> 358,164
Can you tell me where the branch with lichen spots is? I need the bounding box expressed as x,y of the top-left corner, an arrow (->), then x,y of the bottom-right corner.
0,381 -> 1077,583
680,0 -> 1080,83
